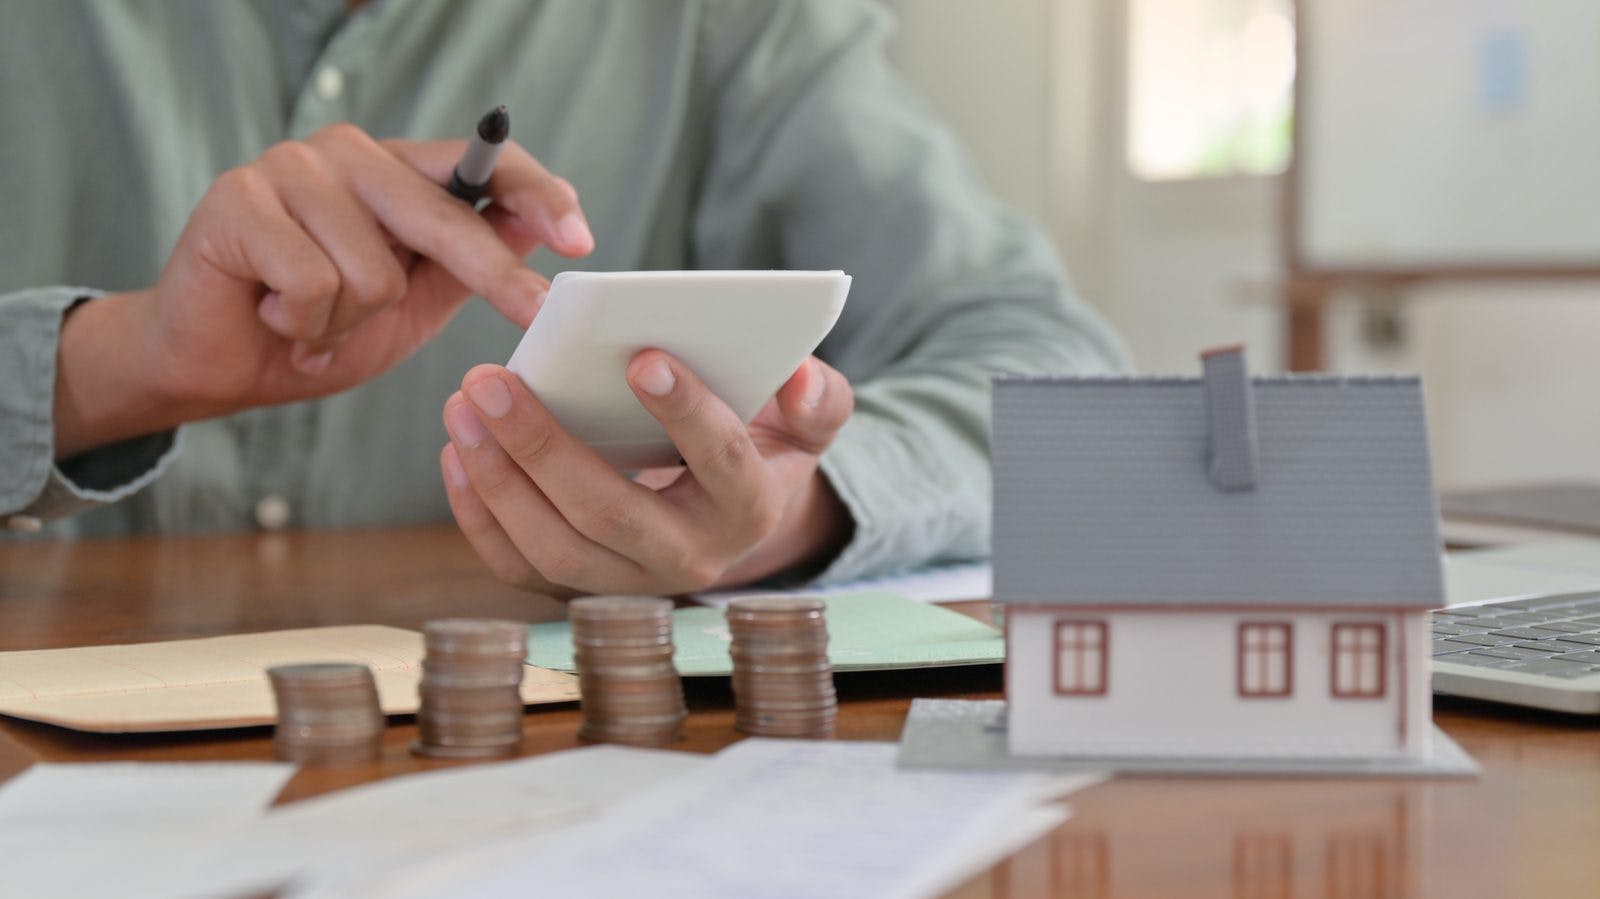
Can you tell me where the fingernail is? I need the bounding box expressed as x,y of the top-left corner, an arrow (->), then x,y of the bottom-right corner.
291,341 -> 334,375
258,293 -> 291,332
466,376 -> 513,419
446,402 -> 488,448
802,360 -> 826,407
299,351 -> 334,375
442,445 -> 470,489
556,212 -> 593,253
636,358 -> 675,397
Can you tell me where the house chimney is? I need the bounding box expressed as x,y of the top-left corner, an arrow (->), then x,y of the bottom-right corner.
1201,345 -> 1259,492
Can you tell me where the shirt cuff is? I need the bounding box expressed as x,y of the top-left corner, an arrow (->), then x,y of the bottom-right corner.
0,287 -> 179,531
11,432 -> 181,530
812,410 -> 967,586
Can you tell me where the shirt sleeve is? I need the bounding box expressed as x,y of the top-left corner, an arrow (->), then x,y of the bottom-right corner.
694,0 -> 1130,583
0,287 -> 179,534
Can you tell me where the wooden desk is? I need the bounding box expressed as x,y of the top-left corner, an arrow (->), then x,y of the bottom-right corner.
2,527 -> 1597,898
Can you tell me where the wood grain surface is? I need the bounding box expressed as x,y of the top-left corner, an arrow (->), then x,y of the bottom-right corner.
2,526 -> 1596,898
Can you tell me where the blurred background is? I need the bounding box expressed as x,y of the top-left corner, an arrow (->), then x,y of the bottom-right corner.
882,0 -> 1600,492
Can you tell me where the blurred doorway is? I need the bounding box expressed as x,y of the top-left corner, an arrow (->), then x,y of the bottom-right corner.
888,0 -> 1293,374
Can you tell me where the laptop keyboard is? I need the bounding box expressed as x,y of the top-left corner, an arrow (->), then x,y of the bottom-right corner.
1432,592 -> 1600,680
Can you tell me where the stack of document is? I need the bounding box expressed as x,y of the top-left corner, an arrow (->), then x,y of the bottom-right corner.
287,740 -> 1099,899
0,749 -> 697,899
0,741 -> 1100,899
0,761 -> 298,899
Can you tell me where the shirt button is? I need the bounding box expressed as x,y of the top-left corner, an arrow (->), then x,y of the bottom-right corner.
314,66 -> 345,102
6,515 -> 42,534
254,495 -> 292,531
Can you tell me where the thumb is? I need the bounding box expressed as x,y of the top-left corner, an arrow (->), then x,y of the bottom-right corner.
768,357 -> 853,452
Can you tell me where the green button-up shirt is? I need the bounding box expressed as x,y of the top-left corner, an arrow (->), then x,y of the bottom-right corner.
0,0 -> 1126,582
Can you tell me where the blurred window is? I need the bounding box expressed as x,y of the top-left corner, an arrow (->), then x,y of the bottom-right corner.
1237,622 -> 1292,696
1127,0 -> 1295,181
1330,623 -> 1387,698
1053,620 -> 1108,695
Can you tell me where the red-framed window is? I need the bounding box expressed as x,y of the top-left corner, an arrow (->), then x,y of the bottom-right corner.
1237,622 -> 1293,697
1330,623 -> 1387,698
1054,621 -> 1108,696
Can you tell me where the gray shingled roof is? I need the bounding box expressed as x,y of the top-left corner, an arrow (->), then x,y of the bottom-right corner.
991,373 -> 1444,606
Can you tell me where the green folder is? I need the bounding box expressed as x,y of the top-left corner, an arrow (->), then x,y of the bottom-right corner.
527,591 -> 1003,677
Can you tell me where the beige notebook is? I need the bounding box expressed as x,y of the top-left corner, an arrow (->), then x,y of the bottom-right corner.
0,625 -> 579,733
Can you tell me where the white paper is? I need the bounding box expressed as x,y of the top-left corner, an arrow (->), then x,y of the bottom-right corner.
0,747 -> 702,899
244,745 -> 706,899
0,761 -> 294,825
375,739 -> 1090,899
262,744 -> 705,858
0,762 -> 297,899
697,561 -> 993,607
309,796 -> 1079,899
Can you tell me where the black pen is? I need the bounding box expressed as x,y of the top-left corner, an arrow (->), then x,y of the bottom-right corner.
447,105 -> 509,204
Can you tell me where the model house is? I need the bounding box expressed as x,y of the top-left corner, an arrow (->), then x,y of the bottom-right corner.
993,346 -> 1443,760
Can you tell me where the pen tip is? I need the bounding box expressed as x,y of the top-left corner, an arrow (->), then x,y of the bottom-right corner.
477,105 -> 510,143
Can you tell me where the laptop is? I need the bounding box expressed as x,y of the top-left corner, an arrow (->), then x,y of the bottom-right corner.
1433,591 -> 1600,714
1432,494 -> 1600,713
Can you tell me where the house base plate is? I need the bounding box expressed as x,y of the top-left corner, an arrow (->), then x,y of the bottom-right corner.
896,699 -> 1478,778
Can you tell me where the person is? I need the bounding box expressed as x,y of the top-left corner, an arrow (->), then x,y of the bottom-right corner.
0,0 -> 1126,594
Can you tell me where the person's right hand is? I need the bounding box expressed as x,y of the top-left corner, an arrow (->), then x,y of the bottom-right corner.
53,123 -> 593,459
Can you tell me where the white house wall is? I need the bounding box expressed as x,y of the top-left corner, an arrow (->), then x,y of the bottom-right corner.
1006,606 -> 1431,759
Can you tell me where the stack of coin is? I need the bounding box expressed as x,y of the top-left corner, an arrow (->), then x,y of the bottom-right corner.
569,596 -> 685,746
412,618 -> 530,759
268,663 -> 385,765
727,596 -> 836,738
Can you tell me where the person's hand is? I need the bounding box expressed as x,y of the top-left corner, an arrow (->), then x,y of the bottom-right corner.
439,352 -> 855,596
53,123 -> 592,458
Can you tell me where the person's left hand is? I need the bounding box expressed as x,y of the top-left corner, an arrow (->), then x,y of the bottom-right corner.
439,351 -> 855,596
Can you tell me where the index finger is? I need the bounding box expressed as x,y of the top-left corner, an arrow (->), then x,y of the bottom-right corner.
383,138 -> 594,258
308,125 -> 545,326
